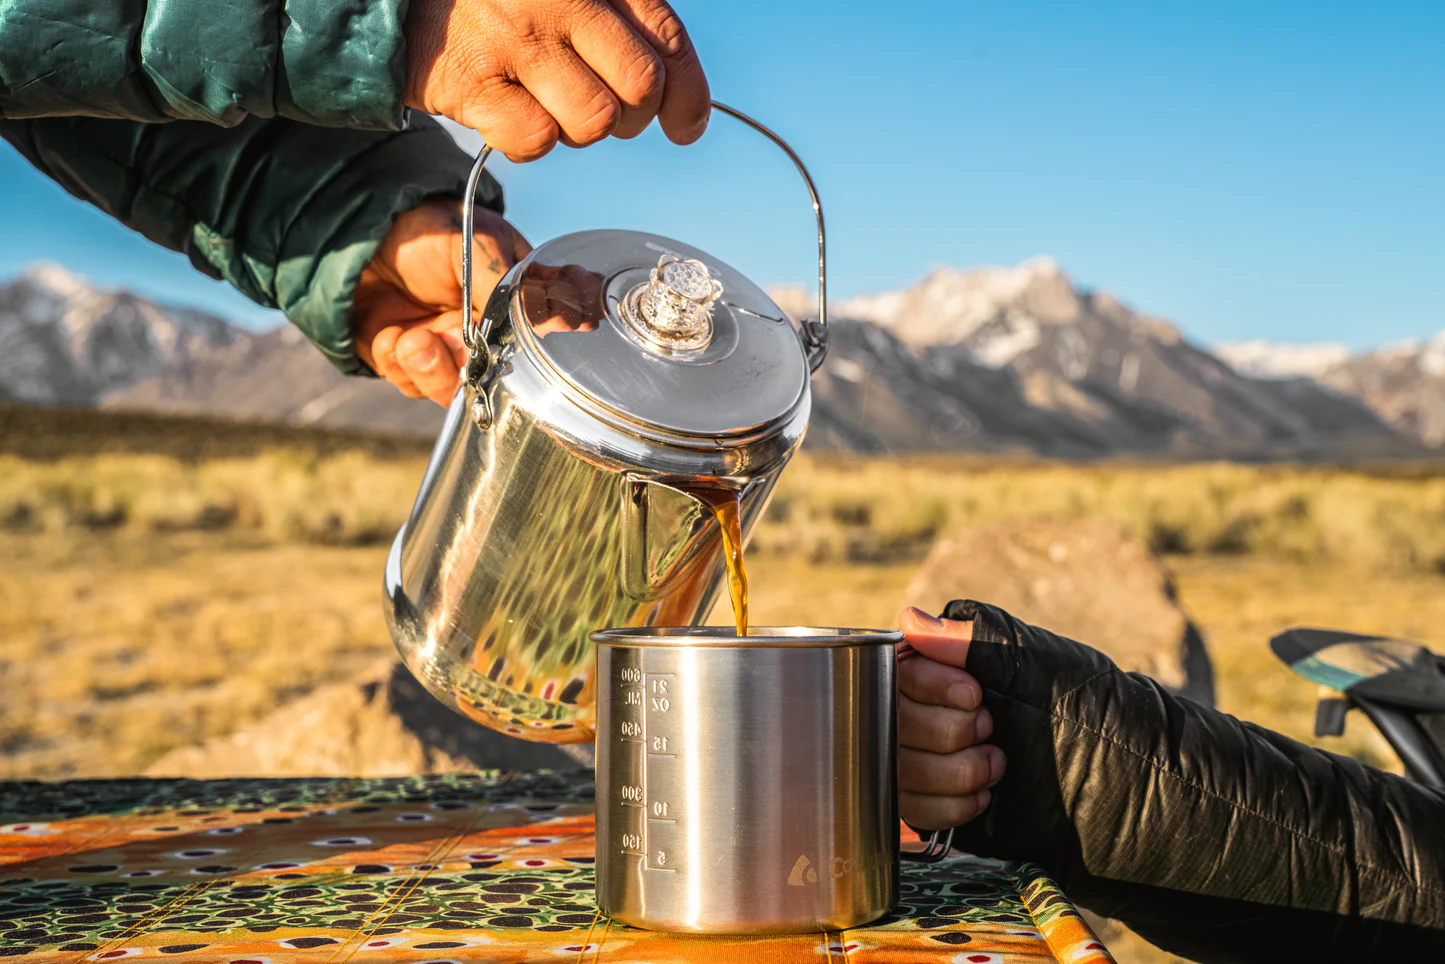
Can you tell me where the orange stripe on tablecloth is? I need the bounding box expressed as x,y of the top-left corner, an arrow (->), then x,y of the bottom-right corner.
7,778 -> 366,875
2,818 -> 118,871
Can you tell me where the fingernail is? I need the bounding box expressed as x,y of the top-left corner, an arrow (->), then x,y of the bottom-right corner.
905,606 -> 944,628
947,681 -> 979,710
440,328 -> 465,353
987,748 -> 1006,787
976,709 -> 994,742
975,789 -> 991,813
400,341 -> 440,373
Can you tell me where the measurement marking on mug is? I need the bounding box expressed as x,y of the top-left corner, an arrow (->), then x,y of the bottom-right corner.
620,802 -> 645,808
646,752 -> 676,759
647,818 -> 677,823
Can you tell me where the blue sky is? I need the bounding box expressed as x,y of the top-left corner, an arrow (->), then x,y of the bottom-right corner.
1,0 -> 1440,348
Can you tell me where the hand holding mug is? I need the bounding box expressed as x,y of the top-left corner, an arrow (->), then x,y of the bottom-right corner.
897,606 -> 1006,831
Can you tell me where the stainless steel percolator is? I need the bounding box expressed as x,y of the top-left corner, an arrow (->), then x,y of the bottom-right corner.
385,104 -> 830,743
593,627 -> 955,934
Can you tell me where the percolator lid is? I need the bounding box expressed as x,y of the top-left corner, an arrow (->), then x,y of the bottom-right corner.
508,230 -> 809,439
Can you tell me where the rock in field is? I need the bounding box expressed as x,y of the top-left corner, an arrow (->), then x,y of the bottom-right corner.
145,660 -> 592,778
903,518 -> 1214,705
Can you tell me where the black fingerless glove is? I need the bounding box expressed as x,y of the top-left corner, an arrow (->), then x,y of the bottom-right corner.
937,599 -> 1445,964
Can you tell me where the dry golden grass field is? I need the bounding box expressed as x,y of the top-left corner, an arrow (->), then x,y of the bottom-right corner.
5,408 -> 1442,778
7,407 -> 1445,963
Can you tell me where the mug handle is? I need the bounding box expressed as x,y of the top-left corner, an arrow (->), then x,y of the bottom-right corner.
900,826 -> 955,863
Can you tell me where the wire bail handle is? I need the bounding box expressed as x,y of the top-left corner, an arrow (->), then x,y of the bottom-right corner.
459,144 -> 495,361
459,101 -> 830,374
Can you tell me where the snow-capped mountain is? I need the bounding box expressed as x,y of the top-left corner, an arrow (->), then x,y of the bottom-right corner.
0,263 -> 239,405
1,260 -> 1435,459
1212,336 -> 1445,447
834,256 -> 1079,353
807,260 -> 1412,458
1314,335 -> 1445,447
0,265 -> 446,433
1214,340 -> 1352,379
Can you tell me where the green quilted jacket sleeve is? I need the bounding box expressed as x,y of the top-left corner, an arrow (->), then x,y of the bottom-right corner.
0,0 -> 409,130
0,111 -> 504,374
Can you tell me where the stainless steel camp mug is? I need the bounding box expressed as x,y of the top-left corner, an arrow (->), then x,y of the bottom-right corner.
592,627 -> 956,934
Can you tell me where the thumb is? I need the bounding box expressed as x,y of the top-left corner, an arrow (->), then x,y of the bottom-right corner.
899,606 -> 973,669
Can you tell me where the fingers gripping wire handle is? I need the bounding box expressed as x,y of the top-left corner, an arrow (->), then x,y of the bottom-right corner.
458,102 -> 829,372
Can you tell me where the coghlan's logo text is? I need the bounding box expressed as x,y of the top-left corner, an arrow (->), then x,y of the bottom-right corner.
787,855 -> 854,886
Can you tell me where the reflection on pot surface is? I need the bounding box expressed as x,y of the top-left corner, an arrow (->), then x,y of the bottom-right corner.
518,263 -> 605,337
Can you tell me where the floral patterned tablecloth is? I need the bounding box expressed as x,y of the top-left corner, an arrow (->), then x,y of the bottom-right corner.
0,772 -> 1113,963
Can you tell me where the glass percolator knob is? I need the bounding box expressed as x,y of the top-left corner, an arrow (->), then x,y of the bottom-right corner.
620,255 -> 724,355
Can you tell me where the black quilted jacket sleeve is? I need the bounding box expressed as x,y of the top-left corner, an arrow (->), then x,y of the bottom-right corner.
942,599 -> 1445,964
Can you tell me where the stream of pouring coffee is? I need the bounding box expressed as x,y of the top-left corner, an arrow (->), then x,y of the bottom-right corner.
685,486 -> 749,636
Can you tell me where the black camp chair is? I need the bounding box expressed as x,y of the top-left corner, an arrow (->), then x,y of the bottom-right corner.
1271,628 -> 1445,790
